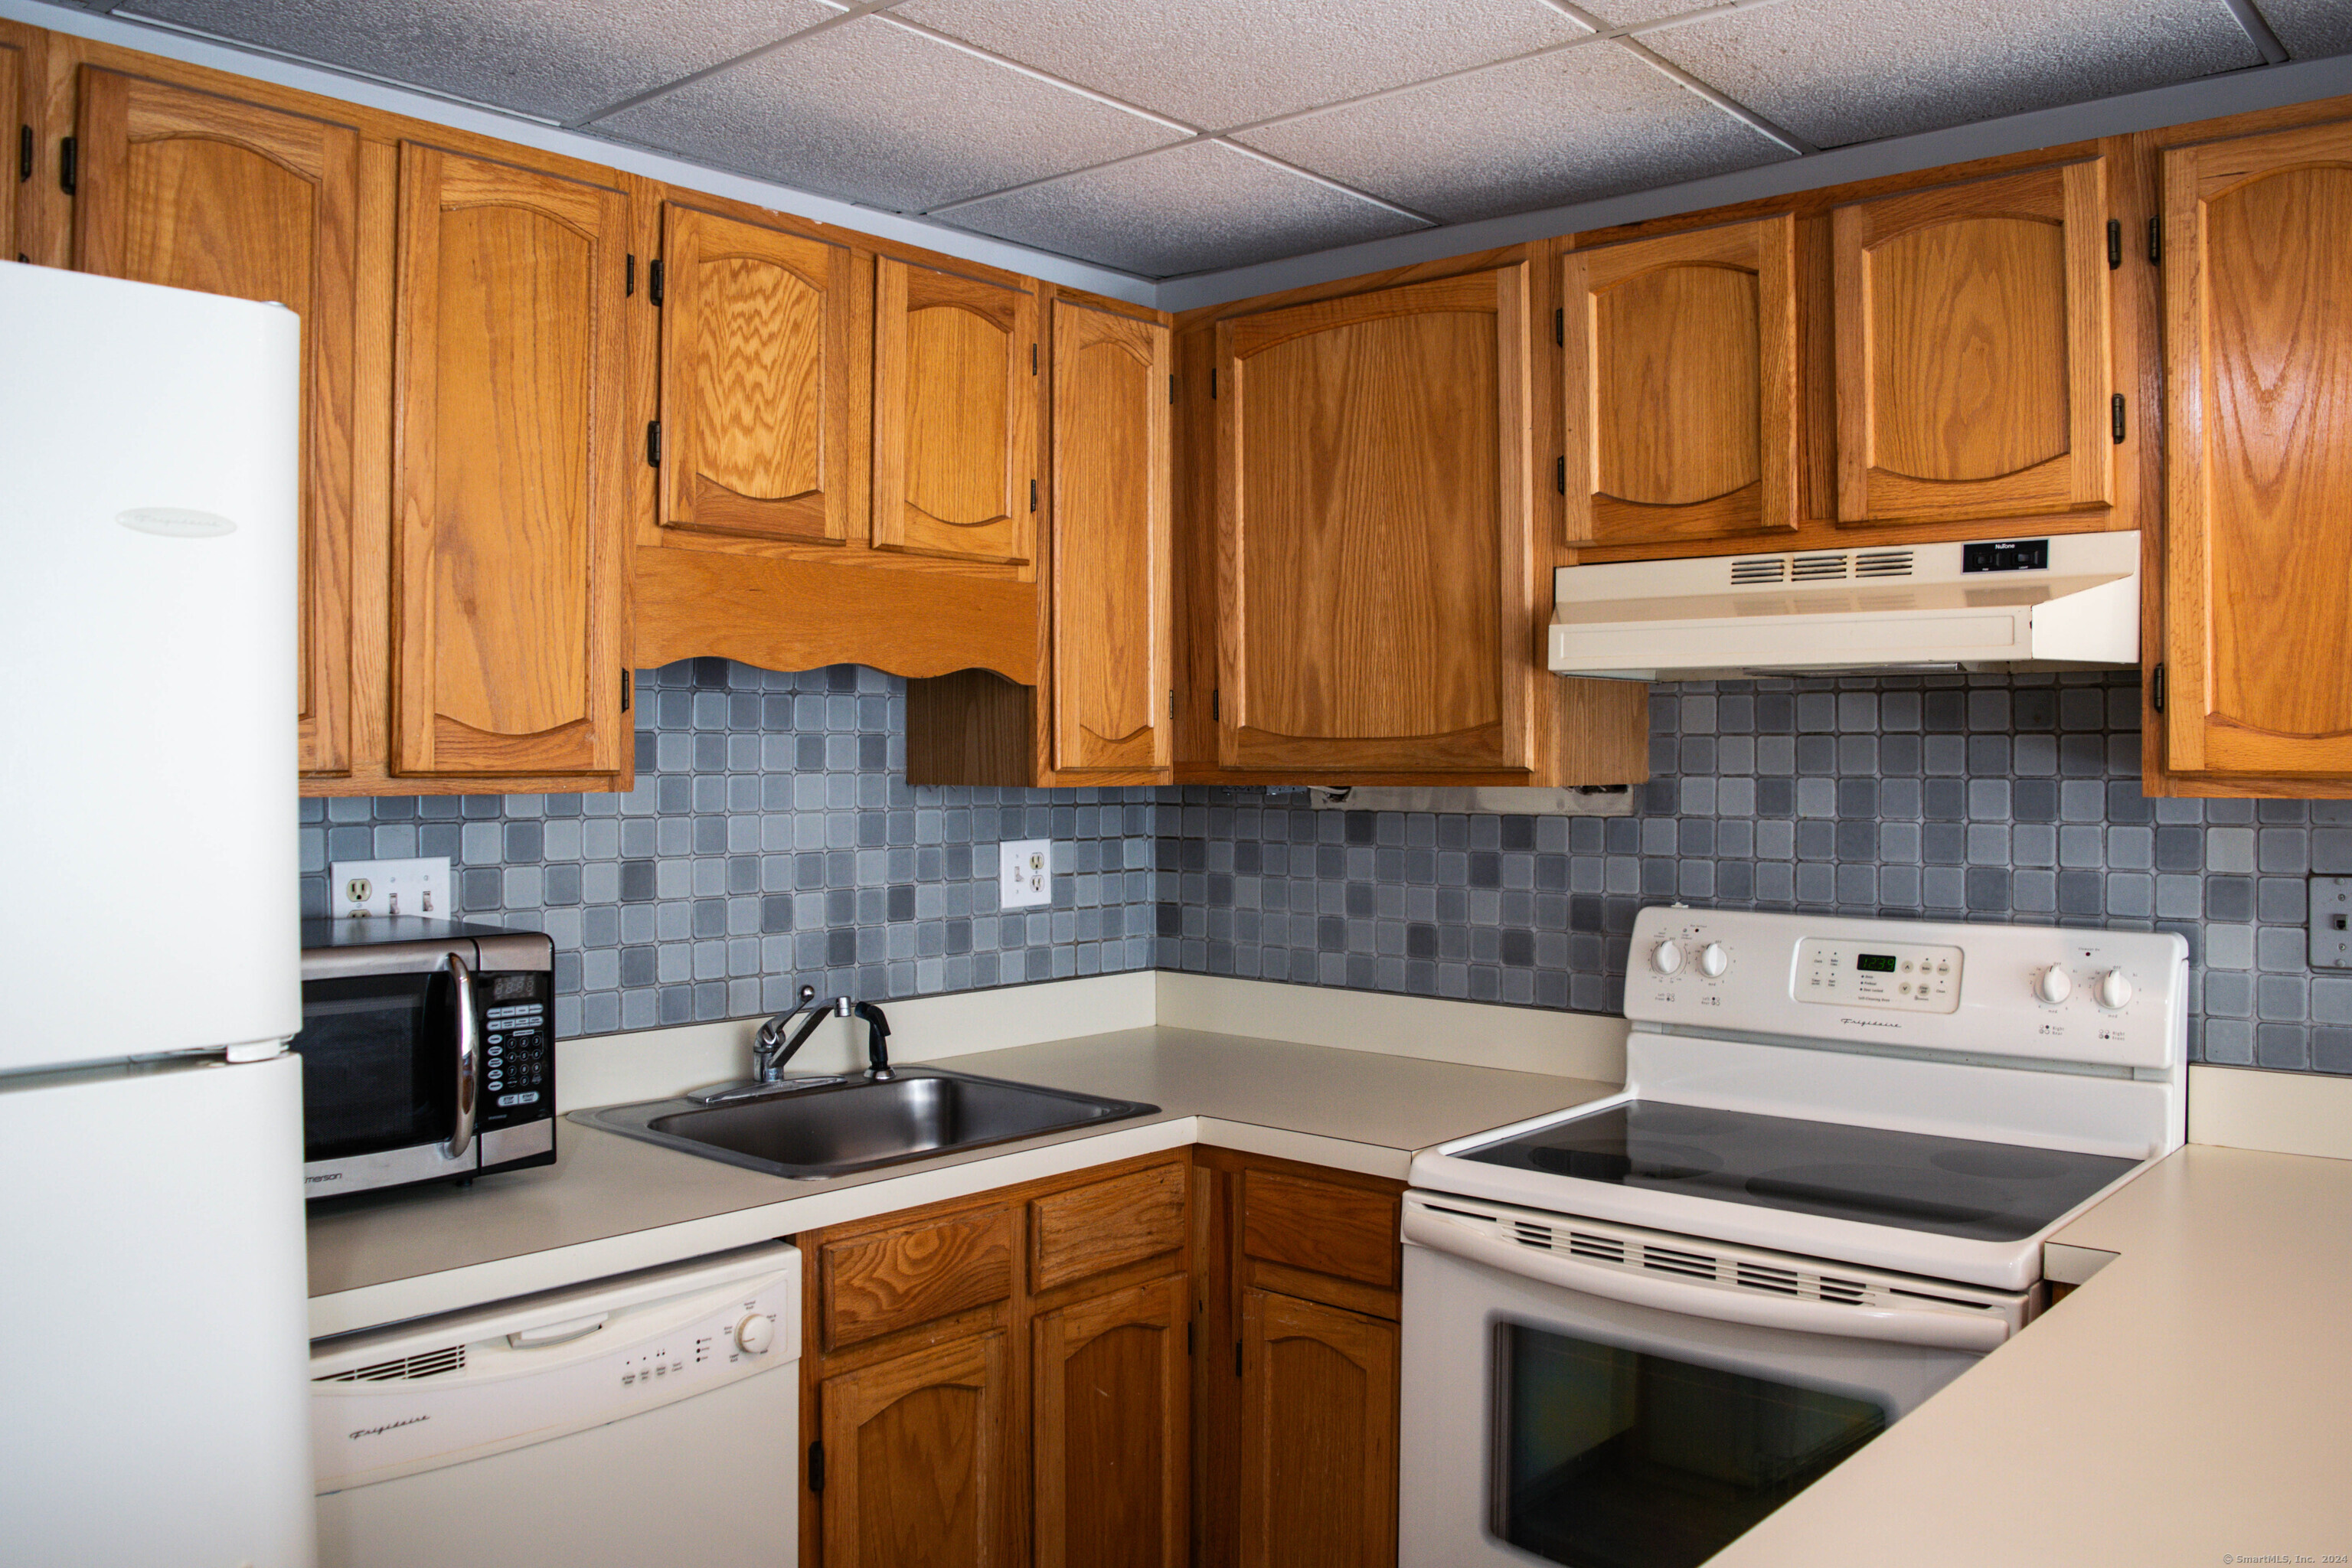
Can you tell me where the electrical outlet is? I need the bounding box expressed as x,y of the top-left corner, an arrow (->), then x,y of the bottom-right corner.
999,839 -> 1052,909
332,857 -> 452,922
2312,877 -> 2352,969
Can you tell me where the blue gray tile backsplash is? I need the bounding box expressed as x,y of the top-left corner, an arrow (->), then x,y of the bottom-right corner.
297,663 -> 2351,1074
296,660 -> 1161,1040
1153,671 -> 2352,1076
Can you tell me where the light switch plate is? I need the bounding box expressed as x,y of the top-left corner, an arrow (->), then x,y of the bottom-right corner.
332,857 -> 452,922
999,840 -> 1052,909
2311,876 -> 2352,969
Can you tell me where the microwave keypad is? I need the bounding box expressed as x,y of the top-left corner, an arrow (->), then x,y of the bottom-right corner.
484,1001 -> 550,1118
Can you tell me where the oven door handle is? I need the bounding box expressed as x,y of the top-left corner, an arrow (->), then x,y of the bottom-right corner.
1403,1206 -> 2010,1352
442,951 -> 479,1163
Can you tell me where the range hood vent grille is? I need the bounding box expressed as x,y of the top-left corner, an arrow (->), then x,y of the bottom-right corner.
1854,550 -> 1916,578
1729,557 -> 1787,584
1789,554 -> 1849,581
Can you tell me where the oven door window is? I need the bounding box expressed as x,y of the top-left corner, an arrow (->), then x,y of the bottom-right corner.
1496,1321 -> 1886,1568
292,973 -> 453,1161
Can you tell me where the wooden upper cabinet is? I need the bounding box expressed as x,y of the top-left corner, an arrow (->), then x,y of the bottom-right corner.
1562,215 -> 1798,548
2162,119 -> 2352,777
1216,265 -> 1533,776
656,202 -> 857,545
820,1331 -> 1018,1568
1050,300 -> 1171,776
390,144 -> 630,779
1236,1288 -> 1399,1568
1032,1274 -> 1189,1568
1833,159 -> 2112,524
874,258 -> 1037,568
71,68 -> 360,776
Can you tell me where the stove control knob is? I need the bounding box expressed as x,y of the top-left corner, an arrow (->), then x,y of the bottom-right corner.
1698,942 -> 1730,978
2096,969 -> 2134,1011
734,1313 -> 776,1356
1651,939 -> 1685,976
2035,965 -> 2073,1005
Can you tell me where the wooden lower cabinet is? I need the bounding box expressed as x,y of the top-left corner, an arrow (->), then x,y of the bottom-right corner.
1236,1289 -> 1400,1568
820,1331 -> 1018,1568
1033,1274 -> 1190,1568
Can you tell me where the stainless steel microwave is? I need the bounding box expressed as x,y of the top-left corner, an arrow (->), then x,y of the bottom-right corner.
294,918 -> 557,1200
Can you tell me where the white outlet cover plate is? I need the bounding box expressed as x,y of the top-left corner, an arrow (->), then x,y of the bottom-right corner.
332,857 -> 452,922
2312,876 -> 2352,969
999,840 -> 1052,909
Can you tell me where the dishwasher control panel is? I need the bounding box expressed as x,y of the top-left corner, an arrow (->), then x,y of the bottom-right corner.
310,1243 -> 799,1491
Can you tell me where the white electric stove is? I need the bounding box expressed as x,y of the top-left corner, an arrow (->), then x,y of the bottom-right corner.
1400,906 -> 2188,1568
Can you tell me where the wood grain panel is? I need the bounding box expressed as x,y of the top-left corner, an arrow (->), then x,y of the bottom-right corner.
72,68 -> 360,776
1029,1159 -> 1187,1293
1834,159 -> 2112,524
1051,299 -> 1171,775
1240,1169 -> 1400,1294
658,202 -> 855,544
0,41 -> 19,259
823,1206 -> 1016,1351
2164,119 -> 2352,776
1563,214 -> 1797,547
1236,1289 -> 1398,1568
1032,1275 -> 1189,1568
390,143 -> 629,779
821,1332 -> 1015,1568
874,259 -> 1037,567
1217,265 -> 1532,776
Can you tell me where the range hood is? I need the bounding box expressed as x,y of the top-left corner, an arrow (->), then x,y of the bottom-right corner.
1550,532 -> 2139,681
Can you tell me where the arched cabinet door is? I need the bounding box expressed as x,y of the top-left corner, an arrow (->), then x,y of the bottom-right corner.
1562,214 -> 1798,549
1215,264 -> 1534,777
2162,119 -> 2352,778
72,67 -> 360,777
1833,158 -> 2113,524
656,202 -> 856,545
874,257 -> 1038,569
389,143 -> 631,781
1031,1274 -> 1189,1568
1236,1287 -> 1398,1568
818,1331 -> 1017,1568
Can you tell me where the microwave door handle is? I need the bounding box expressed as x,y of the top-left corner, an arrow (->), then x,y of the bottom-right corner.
442,952 -> 479,1162
1402,1204 -> 2010,1353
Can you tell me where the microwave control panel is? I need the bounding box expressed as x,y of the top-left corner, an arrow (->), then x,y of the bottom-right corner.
479,969 -> 553,1129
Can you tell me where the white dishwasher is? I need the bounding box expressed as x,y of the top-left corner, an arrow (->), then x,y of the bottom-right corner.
310,1240 -> 799,1568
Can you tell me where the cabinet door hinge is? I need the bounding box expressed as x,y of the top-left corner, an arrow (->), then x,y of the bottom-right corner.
808,1440 -> 825,1493
1556,455 -> 1567,495
1030,478 -> 1037,513
1211,689 -> 1220,723
646,420 -> 662,466
620,670 -> 631,714
624,253 -> 635,296
1234,1342 -> 1243,1377
1210,367 -> 1217,400
2148,216 -> 2162,265
1186,1321 -> 1194,1355
2106,218 -> 2122,270
648,258 -> 665,307
57,136 -> 75,195
1032,341 -> 1039,375
17,125 -> 31,184
1168,688 -> 1176,720
2111,394 -> 2127,445
1169,374 -> 1177,404
2151,662 -> 2166,714
1554,305 -> 1564,347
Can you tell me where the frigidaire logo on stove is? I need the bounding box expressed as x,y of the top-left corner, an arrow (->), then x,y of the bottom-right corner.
1840,1018 -> 1903,1031
350,1415 -> 430,1442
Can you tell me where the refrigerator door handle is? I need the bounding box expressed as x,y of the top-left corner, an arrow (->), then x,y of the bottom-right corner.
443,952 -> 479,1162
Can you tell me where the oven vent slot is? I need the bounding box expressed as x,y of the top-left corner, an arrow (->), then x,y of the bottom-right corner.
1790,554 -> 1850,581
1815,1277 -> 1870,1305
1729,557 -> 1788,585
1636,1243 -> 1718,1282
315,1344 -> 466,1383
1512,1223 -> 1557,1251
1734,1263 -> 1802,1296
1854,550 -> 1916,578
1566,1231 -> 1627,1265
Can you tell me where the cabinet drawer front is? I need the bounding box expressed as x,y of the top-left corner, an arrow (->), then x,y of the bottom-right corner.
1240,1170 -> 1399,1292
1029,1160 -> 1187,1293
823,1207 -> 1015,1349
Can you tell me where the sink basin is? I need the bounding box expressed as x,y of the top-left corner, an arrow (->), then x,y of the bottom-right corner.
574,1069 -> 1159,1179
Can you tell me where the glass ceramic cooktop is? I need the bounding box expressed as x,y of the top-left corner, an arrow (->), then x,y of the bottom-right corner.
1458,1100 -> 2139,1243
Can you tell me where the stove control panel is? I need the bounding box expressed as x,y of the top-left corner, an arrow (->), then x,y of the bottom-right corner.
1796,938 -> 1962,1013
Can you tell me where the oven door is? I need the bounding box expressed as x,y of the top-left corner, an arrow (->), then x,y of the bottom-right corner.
1400,1194 -> 2014,1568
292,954 -> 480,1197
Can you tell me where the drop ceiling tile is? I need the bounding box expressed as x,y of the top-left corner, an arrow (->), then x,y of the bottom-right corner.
890,0 -> 1592,131
936,141 -> 1427,278
1644,0 -> 2262,149
596,15 -> 1187,212
114,0 -> 836,122
2257,0 -> 2352,60
1237,42 -> 1791,226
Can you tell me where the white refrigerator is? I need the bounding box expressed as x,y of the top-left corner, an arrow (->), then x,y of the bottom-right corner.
0,261 -> 315,1565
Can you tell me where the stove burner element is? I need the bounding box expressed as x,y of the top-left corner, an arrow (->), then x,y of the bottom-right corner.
1528,1141 -> 1723,1184
1744,1164 -> 2015,1228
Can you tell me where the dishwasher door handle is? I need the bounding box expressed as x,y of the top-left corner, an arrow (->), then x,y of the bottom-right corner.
1403,1204 -> 2011,1352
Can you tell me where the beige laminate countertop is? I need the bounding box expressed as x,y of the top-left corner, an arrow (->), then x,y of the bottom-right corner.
1710,1142 -> 2352,1568
306,1027 -> 1615,1338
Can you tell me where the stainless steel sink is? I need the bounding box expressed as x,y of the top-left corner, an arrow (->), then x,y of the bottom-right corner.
573,1069 -> 1159,1179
